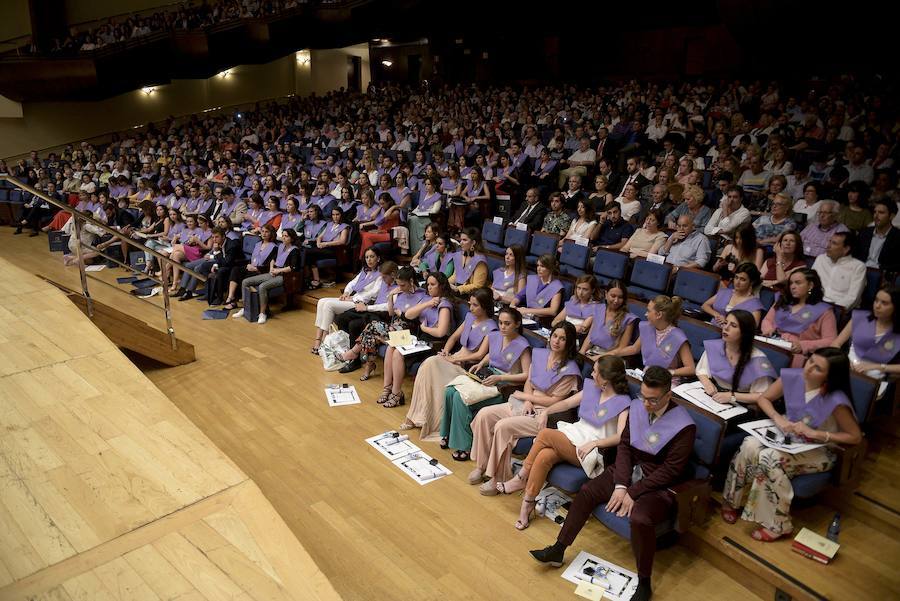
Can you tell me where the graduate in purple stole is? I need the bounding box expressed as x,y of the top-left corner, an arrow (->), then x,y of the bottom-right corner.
448,228 -> 488,294
761,269 -> 838,367
831,287 -> 900,378
696,310 -> 777,407
490,245 -> 527,304
531,366 -> 696,601
621,296 -> 695,383
722,348 -> 862,542
702,263 -> 765,327
580,281 -> 638,356
553,275 -> 601,335
511,254 -> 564,320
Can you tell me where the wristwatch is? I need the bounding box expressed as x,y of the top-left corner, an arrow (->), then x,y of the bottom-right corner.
730,393 -> 736,404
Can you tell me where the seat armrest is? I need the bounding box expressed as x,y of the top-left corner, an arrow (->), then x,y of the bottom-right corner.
668,479 -> 711,533
831,439 -> 868,488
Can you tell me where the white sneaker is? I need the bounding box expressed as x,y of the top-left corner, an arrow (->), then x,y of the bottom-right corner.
257,313 -> 267,324
232,308 -> 244,319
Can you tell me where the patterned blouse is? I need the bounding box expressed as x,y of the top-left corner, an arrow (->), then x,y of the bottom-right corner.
542,210 -> 573,236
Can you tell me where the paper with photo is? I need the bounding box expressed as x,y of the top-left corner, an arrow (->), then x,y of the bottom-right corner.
674,381 -> 748,420
738,418 -> 826,455
562,551 -> 637,601
325,385 -> 361,407
365,431 -> 421,460
392,450 -> 452,485
388,329 -> 413,348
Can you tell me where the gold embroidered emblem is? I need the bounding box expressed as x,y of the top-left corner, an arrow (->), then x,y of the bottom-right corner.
801,310 -> 811,320
538,297 -> 545,305
505,352 -> 513,361
597,407 -> 608,418
761,362 -> 770,369
647,432 -> 660,445
885,340 -> 895,351
802,415 -> 812,425
663,343 -> 672,354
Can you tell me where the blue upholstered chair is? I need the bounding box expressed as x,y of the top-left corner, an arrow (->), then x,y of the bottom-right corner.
628,259 -> 672,302
482,219 -> 505,253
504,226 -> 531,255
241,234 -> 261,261
678,317 -> 722,363
559,240 -> 591,276
671,267 -> 720,313
592,249 -> 630,286
527,232 -> 560,266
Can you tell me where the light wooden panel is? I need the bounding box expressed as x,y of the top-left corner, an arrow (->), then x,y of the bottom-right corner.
0,253 -> 340,601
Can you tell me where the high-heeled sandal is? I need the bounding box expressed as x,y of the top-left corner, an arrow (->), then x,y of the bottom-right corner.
516,498 -> 537,531
376,385 -> 392,404
360,360 -> 376,381
720,506 -> 739,524
497,472 -> 526,495
439,436 -> 449,450
398,419 -> 416,431
383,390 -> 405,408
751,527 -> 789,542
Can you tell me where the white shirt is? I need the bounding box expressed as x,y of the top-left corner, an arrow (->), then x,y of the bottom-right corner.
696,348 -> 773,393
704,205 -> 751,237
812,254 -> 867,309
342,273 -> 384,304
567,149 -> 596,165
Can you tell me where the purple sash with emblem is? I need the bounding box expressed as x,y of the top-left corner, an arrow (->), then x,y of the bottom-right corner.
529,348 -> 581,393
257,210 -> 282,226
712,288 -> 764,316
250,241 -> 275,267
628,399 -> 695,455
421,298 -> 453,328
357,203 -> 381,222
417,191 -> 442,212
703,339 -> 777,392
492,268 -> 517,293
349,268 -> 380,295
565,298 -> 598,320
851,309 -> 900,364
525,275 -> 564,308
321,222 -> 348,243
639,322 -> 688,369
395,288 -> 427,314
534,159 -> 558,175
183,197 -> 200,213
303,220 -> 326,240
488,332 -> 530,372
459,314 -> 498,350
782,368 -> 852,428
167,222 -> 185,242
274,244 -> 295,268
280,213 -> 303,231
578,383 -> 631,428
452,252 -> 487,284
313,194 -> 335,209
588,305 -> 638,349
374,282 -> 396,305
773,302 -> 831,335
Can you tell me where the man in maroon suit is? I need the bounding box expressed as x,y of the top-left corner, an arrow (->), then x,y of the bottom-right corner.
530,366 -> 696,601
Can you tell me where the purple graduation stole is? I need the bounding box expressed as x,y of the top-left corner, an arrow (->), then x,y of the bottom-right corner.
417,192 -> 442,212
628,399 -> 695,455
565,297 -> 598,320
274,244 -> 294,268
703,339 -> 777,391
712,288 -> 764,315
781,368 -> 852,428
196,228 -> 212,243
525,275 -> 564,308
420,246 -> 438,270
179,227 -> 201,243
421,298 -> 453,328
459,314 -> 498,351
250,241 -> 274,267
588,304 -> 637,349
183,198 -> 201,213
466,180 -> 485,196
313,194 -> 335,209
773,302 -> 831,335
535,159 -> 557,175
321,222 -> 347,242
493,268 -> 517,292
303,220 -> 325,240
453,252 -> 487,284
389,187 -> 410,204
851,309 -> 900,364
374,282 -> 396,305
349,268 -> 380,295
243,207 -> 262,228
167,223 -> 185,241
488,332 -> 530,372
226,231 -> 240,240
441,177 -> 459,194
196,198 -> 214,215
395,288 -> 427,314
358,203 -> 381,222
169,196 -> 186,210
528,348 -> 581,393
257,210 -> 282,225
280,213 -> 303,231
221,198 -> 238,216
578,383 -> 631,428
639,322 -> 688,369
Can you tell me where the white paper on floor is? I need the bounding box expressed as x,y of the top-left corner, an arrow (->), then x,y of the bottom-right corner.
561,551 -> 638,601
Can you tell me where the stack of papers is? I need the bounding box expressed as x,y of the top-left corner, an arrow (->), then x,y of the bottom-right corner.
325,385 -> 361,407
738,419 -> 826,454
561,551 -> 638,601
754,335 -> 794,350
673,382 -> 748,421
365,431 -> 452,485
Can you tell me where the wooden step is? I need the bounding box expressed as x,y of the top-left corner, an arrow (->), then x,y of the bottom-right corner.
66,292 -> 196,366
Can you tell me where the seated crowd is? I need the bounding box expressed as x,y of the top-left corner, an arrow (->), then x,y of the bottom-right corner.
4,75 -> 899,601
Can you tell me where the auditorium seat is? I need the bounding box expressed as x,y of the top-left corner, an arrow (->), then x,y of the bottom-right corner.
628,259 -> 672,302
559,240 -> 591,276
482,219 -> 505,253
672,267 -> 720,314
592,248 -> 630,286
527,232 -> 559,266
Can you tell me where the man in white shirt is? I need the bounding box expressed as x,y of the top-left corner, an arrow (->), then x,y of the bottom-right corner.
846,146 -> 874,185
558,137 -> 596,188
705,185 -> 751,238
812,231 -> 867,310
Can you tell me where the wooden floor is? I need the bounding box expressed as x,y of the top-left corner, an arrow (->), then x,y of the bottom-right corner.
3,229 -> 899,600
0,254 -> 340,600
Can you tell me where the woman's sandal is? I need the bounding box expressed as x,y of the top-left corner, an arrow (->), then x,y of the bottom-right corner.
376,385 -> 392,404
360,360 -> 376,381
310,345 -> 320,355
497,473 -> 526,495
309,280 -> 321,290
516,498 -> 537,531
720,506 -> 739,525
439,436 -> 449,450
222,300 -> 237,310
751,527 -> 789,542
383,391 -> 406,408
453,450 -> 471,462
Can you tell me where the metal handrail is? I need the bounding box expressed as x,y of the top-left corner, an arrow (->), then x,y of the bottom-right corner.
1,174 -> 207,351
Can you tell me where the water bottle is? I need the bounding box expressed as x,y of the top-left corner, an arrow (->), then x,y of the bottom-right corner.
826,513 -> 841,542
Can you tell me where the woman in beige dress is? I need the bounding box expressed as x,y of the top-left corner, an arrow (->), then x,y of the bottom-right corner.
620,210 -> 668,258
400,289 -> 497,438
469,322 -> 582,495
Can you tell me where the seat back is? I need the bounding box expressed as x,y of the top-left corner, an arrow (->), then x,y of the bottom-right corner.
860,268 -> 883,310
485,253 -> 504,273
482,219 -> 504,247
559,240 -> 591,275
680,403 -> 726,479
504,226 -> 531,251
592,249 -> 630,285
628,259 -> 672,300
758,286 -> 776,312
678,317 -> 721,363
528,232 -> 559,262
672,268 -> 720,310
756,342 -> 792,373
242,234 -> 261,260
849,372 -> 879,424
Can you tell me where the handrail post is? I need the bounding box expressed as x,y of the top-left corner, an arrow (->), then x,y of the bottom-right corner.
159,277 -> 178,351
72,215 -> 94,317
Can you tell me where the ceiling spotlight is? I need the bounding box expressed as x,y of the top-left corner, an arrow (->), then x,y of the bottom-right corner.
141,86 -> 156,95
218,69 -> 232,79
296,50 -> 310,65
381,59 -> 393,68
